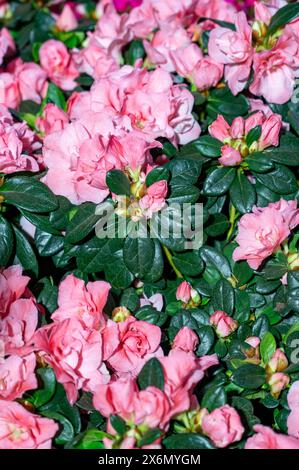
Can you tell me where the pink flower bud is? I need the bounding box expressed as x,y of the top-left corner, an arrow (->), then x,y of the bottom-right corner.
172,327 -> 199,353
267,349 -> 288,373
210,311 -> 238,338
201,405 -> 244,448
268,372 -> 290,398
176,281 -> 191,303
218,145 -> 242,166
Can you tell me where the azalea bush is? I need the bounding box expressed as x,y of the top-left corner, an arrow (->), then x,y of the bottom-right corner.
1,0 -> 299,451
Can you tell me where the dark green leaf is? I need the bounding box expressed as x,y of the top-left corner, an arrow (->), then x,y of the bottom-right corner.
0,215 -> 13,266
203,167 -> 236,196
232,364 -> 266,389
13,225 -> 38,276
65,203 -> 99,244
163,433 -> 214,449
123,236 -> 155,278
138,358 -> 164,391
229,171 -> 256,213
0,176 -> 58,213
106,170 -> 131,196
268,3 -> 299,35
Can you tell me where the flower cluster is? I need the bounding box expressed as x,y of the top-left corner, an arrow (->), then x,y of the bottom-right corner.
0,0 -> 299,452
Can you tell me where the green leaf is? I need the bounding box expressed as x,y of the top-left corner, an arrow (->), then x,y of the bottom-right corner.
268,3 -> 299,35
196,326 -> 215,356
212,279 -> 234,313
0,176 -> 58,213
166,158 -> 201,185
193,135 -> 222,157
202,385 -> 227,412
37,278 -> 58,314
205,213 -> 230,237
203,167 -> 236,196
106,170 -> 131,196
246,125 -> 262,147
167,184 -> 199,204
207,87 -> 249,119
252,315 -> 270,337
65,203 -> 99,244
146,167 -> 170,187
13,225 -> 38,276
255,165 -> 298,195
49,196 -> 73,231
138,429 -> 162,447
200,245 -> 232,278
260,331 -> 277,364
229,171 -> 256,213
29,368 -> 56,408
163,433 -> 214,449
138,357 -> 164,391
265,134 -> 299,166
73,429 -> 107,449
42,411 -> 74,445
233,261 -> 254,287
232,396 -> 260,429
105,250 -> 134,289
123,236 -> 155,278
40,383 -> 81,434
19,209 -> 61,235
120,288 -> 139,311
110,415 -> 127,435
246,152 -> 274,173
232,364 -> 266,389
35,229 -> 64,257
124,39 -> 145,65
46,82 -> 66,110
173,251 -> 204,277
143,239 -> 164,283
234,290 -> 250,323
0,215 -> 13,266
135,306 -> 167,327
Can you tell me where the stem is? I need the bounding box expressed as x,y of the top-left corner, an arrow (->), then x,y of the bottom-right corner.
226,204 -> 236,241
162,244 -> 183,279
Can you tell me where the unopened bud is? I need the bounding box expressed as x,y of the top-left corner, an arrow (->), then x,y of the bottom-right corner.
112,306 -> 131,323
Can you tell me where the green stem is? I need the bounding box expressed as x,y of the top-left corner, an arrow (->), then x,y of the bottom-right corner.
226,204 -> 236,241
162,244 -> 183,279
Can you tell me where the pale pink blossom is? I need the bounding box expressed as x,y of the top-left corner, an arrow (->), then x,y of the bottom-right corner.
0,28 -> 15,65
0,353 -> 37,401
39,39 -> 79,90
34,317 -> 110,404
245,425 -> 299,449
0,400 -> 58,449
0,73 -> 21,109
102,316 -> 163,376
208,12 -> 253,94
36,103 -> 69,135
8,58 -> 48,104
202,405 -> 244,448
51,274 -> 110,329
143,26 -> 190,72
233,200 -> 299,269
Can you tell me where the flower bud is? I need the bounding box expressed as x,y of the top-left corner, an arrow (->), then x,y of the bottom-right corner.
172,326 -> 199,353
267,349 -> 288,373
176,281 -> 191,303
210,311 -> 238,338
112,306 -> 131,323
268,372 -> 290,398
